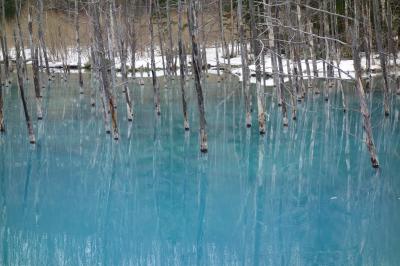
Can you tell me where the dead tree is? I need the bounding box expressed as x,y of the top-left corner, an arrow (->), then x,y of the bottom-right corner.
155,0 -> 166,77
91,0 -> 119,139
166,0 -> 175,76
352,0 -> 379,168
178,0 -> 190,130
249,0 -> 266,134
218,0 -> 229,60
0,0 -> 9,84
0,70 -> 4,132
188,0 -> 207,152
37,0 -> 50,77
119,1 -> 134,121
28,6 -> 43,120
128,0 -> 137,78
238,0 -> 251,128
372,0 -> 390,116
107,0 -> 117,104
14,30 -> 36,144
75,0 -> 84,94
149,0 -> 161,115
15,0 -> 27,79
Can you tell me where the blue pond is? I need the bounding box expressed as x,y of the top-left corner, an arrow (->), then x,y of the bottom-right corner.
0,75 -> 400,265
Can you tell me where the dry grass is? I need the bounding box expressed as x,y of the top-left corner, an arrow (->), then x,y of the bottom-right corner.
4,3 -> 237,57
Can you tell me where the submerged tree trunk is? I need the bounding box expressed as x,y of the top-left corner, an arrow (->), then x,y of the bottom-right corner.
352,0 -> 379,168
178,0 -> 189,130
188,0 -> 207,152
14,30 -> 36,144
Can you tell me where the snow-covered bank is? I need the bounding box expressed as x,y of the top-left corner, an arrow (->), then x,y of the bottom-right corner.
1,46 -> 398,86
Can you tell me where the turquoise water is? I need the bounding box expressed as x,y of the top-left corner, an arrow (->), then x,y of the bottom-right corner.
1,75 -> 400,265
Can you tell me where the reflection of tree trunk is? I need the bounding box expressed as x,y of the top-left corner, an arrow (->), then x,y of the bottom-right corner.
196,155 -> 208,266
253,136 -> 265,265
188,0 -> 208,152
0,151 -> 8,265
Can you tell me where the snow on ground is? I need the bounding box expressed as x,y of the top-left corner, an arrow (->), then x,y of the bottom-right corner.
1,45 -> 397,85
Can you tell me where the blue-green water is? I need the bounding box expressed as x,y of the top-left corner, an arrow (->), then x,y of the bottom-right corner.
1,75 -> 400,265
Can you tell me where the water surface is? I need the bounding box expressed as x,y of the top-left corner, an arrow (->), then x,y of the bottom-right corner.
1,75 -> 400,265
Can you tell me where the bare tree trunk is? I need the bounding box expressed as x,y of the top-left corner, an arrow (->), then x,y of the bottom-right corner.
218,0 -> 229,61
28,6 -> 43,120
215,42 -> 220,78
128,0 -> 137,78
307,18 -> 319,93
0,69 -> 4,132
107,0 -> 117,107
15,0 -> 27,79
119,1 -> 134,122
14,30 -> 36,144
200,1 -> 207,73
276,39 -> 288,126
230,0 -> 235,57
37,0 -> 50,77
75,0 -> 84,94
386,1 -> 397,81
249,0 -> 266,134
188,0 -> 207,152
166,0 -> 175,77
0,0 -> 10,84
352,0 -> 379,168
150,0 -> 161,115
178,0 -> 189,130
238,0 -> 251,128
362,1 -> 372,94
91,0 -> 119,139
372,0 -> 390,116
323,0 -> 332,101
155,0 -> 166,77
